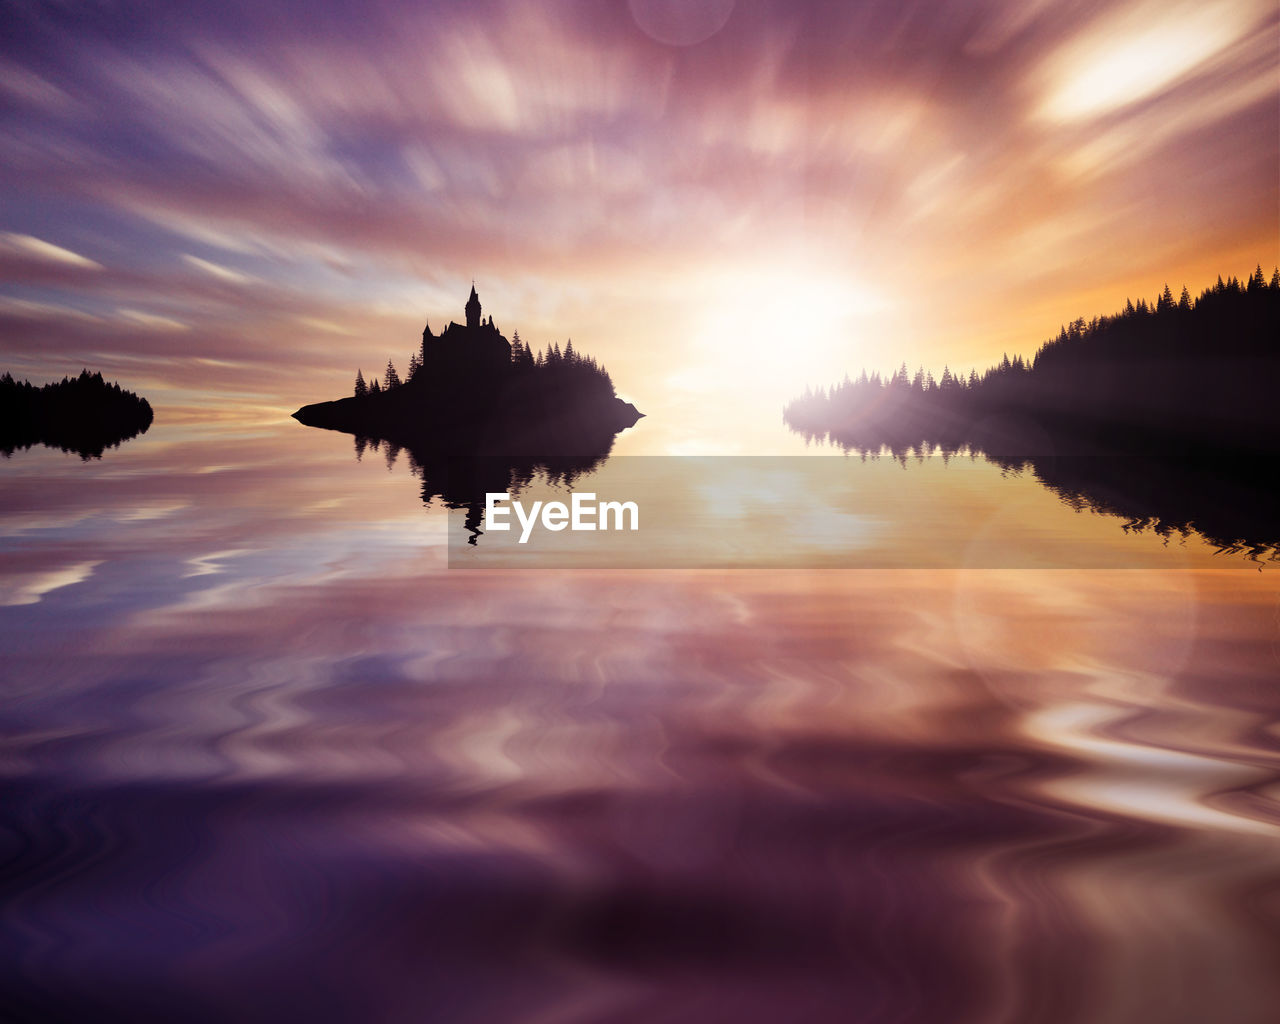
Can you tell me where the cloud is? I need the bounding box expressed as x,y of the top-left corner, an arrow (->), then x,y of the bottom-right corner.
182,253 -> 252,283
117,308 -> 189,331
0,296 -> 100,321
1034,0 -> 1271,123
0,232 -> 101,269
0,0 -> 1274,403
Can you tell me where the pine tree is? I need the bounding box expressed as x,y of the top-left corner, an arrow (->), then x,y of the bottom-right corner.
370,378 -> 381,394
354,369 -> 367,398
384,359 -> 401,390
1179,286 -> 1191,310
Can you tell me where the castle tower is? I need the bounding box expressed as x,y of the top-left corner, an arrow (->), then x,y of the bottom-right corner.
421,320 -> 434,362
465,284 -> 481,330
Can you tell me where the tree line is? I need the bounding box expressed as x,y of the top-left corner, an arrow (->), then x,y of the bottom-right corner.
353,329 -> 616,399
784,266 -> 1280,455
1,369 -> 154,458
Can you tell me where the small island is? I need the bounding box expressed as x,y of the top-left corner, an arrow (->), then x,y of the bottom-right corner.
294,285 -> 642,456
1,369 -> 153,459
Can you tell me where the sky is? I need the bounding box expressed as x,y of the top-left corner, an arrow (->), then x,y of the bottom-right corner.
1,0 -> 1276,449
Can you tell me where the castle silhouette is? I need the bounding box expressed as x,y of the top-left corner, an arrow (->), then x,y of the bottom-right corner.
294,282 -> 642,457
420,283 -> 512,381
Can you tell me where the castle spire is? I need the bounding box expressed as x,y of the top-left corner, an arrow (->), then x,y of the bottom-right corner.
465,282 -> 481,330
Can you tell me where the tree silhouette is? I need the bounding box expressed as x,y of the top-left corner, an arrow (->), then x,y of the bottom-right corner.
295,285 -> 636,460
783,267 -> 1280,457
1,369 -> 153,458
354,369 -> 367,398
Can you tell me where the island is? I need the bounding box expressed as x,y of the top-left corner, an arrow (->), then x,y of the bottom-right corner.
785,268 -> 1280,457
1,369 -> 153,459
294,285 -> 643,456
784,267 -> 1280,560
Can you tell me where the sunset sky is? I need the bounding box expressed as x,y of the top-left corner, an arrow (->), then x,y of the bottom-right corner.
1,0 -> 1276,450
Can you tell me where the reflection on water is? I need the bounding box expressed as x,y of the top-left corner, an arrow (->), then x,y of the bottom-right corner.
344,414 -> 621,544
985,455 -> 1280,562
440,455 -> 1279,569
2,420 -> 1278,1022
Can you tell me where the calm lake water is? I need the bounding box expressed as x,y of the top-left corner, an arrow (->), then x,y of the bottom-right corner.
2,412 -> 1278,1023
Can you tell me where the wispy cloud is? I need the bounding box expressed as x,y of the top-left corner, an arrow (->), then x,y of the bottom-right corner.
0,0 -> 1274,405
117,308 -> 189,331
1034,0 -> 1271,123
0,232 -> 101,269
182,253 -> 252,284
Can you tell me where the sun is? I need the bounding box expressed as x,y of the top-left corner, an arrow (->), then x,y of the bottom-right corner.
691,263 -> 888,396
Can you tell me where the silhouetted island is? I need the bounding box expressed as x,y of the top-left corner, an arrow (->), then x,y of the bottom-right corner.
785,268 -> 1280,456
785,268 -> 1280,561
294,285 -> 643,456
1,370 -> 153,459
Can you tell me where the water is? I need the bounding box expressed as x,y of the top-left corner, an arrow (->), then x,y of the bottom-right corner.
2,414 -> 1278,1023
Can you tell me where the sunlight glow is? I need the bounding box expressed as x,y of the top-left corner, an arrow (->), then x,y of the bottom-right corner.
693,265 -> 888,395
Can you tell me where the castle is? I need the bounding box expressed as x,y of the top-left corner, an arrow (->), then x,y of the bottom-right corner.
301,279 -> 641,447
420,284 -> 512,380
